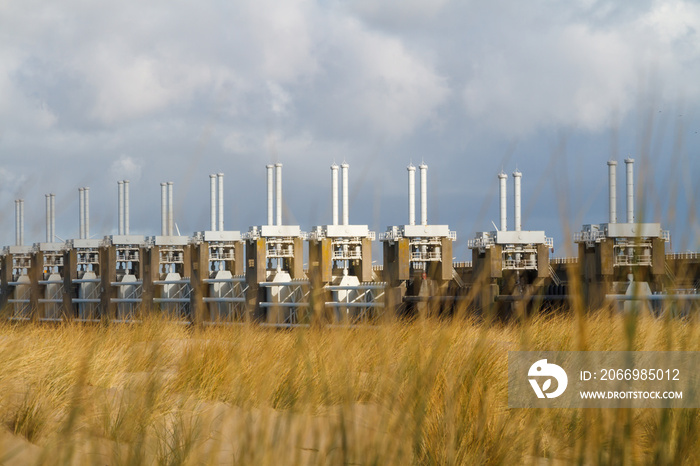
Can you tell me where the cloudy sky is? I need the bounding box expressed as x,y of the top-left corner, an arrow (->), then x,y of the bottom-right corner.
1,0 -> 698,259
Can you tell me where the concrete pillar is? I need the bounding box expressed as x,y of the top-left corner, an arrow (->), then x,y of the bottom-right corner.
232,242 -> 245,276
143,246 -> 161,316
30,251 -> 43,321
0,255 -> 13,315
291,237 -> 305,279
191,243 -> 208,325
357,237 -> 373,283
439,237 -> 453,282
246,238 -> 267,321
309,238 -> 332,284
63,248 -> 78,319
101,245 -> 117,321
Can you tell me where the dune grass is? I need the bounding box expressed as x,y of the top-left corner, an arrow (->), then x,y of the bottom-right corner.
0,309 -> 698,465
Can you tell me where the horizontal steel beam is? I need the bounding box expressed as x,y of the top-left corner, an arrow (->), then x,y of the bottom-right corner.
153,280 -> 191,285
259,302 -> 311,308
259,281 -> 310,287
606,294 -> 700,301
202,297 -> 246,303
202,277 -> 246,283
326,284 -> 386,290
325,302 -> 384,308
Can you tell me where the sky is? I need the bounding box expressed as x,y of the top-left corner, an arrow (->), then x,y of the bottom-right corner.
1,0 -> 699,260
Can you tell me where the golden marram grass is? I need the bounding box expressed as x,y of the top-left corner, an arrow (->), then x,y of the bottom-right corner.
0,310 -> 699,465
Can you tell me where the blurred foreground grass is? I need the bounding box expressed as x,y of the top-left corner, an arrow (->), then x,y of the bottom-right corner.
0,312 -> 699,465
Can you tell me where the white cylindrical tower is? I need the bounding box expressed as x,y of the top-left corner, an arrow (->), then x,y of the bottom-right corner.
408,164 -> 416,226
607,160 -> 617,224
625,157 -> 634,223
419,163 -> 428,226
51,194 -> 56,242
331,163 -> 339,226
161,182 -> 167,236
266,165 -> 274,226
513,170 -> 522,232
167,182 -> 174,236
79,188 -> 85,239
20,200 -> 24,246
210,174 -> 217,231
498,172 -> 508,231
15,200 -> 20,246
123,181 -> 130,235
83,189 -> 89,240
45,194 -> 51,242
217,173 -> 224,231
118,181 -> 124,235
275,163 -> 283,226
341,162 -> 349,225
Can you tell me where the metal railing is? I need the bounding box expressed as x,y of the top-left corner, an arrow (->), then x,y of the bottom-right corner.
550,257 -> 578,265
502,259 -> 538,270
549,265 -> 562,286
325,282 -> 386,323
467,237 -> 494,249
453,261 -> 472,268
666,252 -> 700,260
332,250 -> 362,260
259,280 -> 310,324
574,230 -> 604,244
410,251 -> 442,262
614,255 -> 653,267
153,279 -> 192,320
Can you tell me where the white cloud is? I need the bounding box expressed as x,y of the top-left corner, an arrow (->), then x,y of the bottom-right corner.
0,168 -> 28,198
267,81 -> 292,116
461,0 -> 700,136
309,15 -> 450,139
110,155 -> 143,182
345,0 -> 451,27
